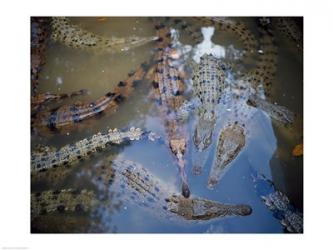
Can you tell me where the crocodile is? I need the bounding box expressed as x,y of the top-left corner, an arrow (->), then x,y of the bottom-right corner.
251,169 -> 303,233
31,61 -> 150,135
31,17 -> 92,114
31,158 -> 252,222
51,17 -> 158,53
31,127 -> 160,172
148,24 -> 192,198
206,80 -> 255,187
207,124 -> 245,188
31,17 -> 51,95
31,89 -> 88,112
191,20 -> 294,186
190,27 -> 228,174
207,20 -> 295,188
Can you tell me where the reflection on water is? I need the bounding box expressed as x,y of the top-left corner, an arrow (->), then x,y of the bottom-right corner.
31,17 -> 303,233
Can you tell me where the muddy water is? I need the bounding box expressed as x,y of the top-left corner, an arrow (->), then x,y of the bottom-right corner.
31,17 -> 303,233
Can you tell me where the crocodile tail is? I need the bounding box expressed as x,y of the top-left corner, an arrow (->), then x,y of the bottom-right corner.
153,21 -> 172,53
51,17 -> 157,53
146,21 -> 172,98
31,17 -> 51,96
195,17 -> 258,59
31,62 -> 149,135
31,89 -> 88,112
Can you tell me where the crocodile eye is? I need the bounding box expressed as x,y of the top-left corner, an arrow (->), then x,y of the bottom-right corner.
205,137 -> 211,146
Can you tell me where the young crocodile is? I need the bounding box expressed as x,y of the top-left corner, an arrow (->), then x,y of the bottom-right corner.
31,89 -> 88,112
51,17 -> 158,53
31,159 -> 252,222
251,169 -> 303,233
31,62 -> 150,135
31,127 -> 160,172
148,24 -> 192,198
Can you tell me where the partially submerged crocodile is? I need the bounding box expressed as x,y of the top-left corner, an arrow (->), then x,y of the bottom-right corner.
31,61 -> 150,135
31,127 -> 160,172
190,27 -> 230,174
51,17 -> 158,53
207,124 -> 245,188
31,158 -> 252,222
148,24 -> 192,197
251,169 -> 303,233
191,52 -> 226,174
31,89 -> 88,112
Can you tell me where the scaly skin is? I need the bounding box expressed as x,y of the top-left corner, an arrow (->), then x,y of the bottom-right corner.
194,19 -> 293,184
190,54 -> 227,175
252,170 -> 303,233
31,89 -> 88,112
192,54 -> 226,152
31,159 -> 252,222
31,127 -> 160,172
31,62 -> 150,135
208,124 -> 245,189
149,24 -> 191,198
31,17 -> 51,95
51,17 -> 158,53
31,189 -> 97,219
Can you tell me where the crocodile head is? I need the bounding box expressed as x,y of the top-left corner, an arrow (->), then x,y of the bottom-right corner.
169,138 -> 190,198
207,124 -> 245,189
193,112 -> 216,151
165,194 -> 252,220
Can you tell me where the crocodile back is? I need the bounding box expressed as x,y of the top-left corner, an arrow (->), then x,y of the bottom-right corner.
192,54 -> 226,114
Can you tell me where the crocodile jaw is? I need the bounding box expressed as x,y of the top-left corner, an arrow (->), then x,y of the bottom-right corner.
165,194 -> 252,220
